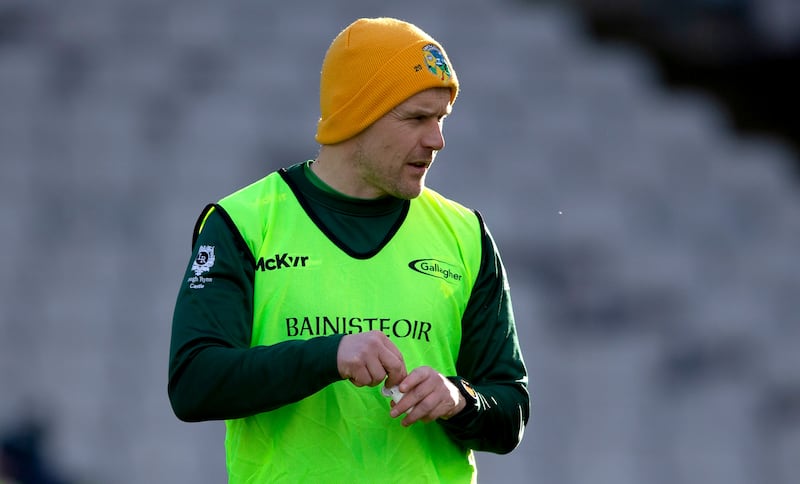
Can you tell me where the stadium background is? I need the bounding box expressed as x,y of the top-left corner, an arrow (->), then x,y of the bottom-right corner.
1,0 -> 798,482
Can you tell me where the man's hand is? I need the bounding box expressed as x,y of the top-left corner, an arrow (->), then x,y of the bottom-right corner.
389,366 -> 465,426
337,331 -> 407,388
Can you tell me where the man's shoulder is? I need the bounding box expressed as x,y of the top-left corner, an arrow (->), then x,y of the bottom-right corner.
418,187 -> 476,218
218,170 -> 293,207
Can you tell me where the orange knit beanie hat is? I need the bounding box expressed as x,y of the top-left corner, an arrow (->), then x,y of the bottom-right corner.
315,17 -> 459,145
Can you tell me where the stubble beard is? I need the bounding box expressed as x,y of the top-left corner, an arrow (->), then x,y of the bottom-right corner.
353,146 -> 425,200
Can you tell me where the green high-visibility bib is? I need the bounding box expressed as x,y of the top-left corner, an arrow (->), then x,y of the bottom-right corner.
219,171 -> 482,483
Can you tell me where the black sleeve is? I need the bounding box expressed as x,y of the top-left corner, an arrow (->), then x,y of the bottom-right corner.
437,213 -> 530,454
167,206 -> 345,422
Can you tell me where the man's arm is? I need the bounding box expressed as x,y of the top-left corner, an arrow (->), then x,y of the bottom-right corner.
437,215 -> 530,454
167,207 -> 344,421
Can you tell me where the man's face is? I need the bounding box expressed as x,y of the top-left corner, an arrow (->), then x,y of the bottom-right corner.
350,88 -> 451,200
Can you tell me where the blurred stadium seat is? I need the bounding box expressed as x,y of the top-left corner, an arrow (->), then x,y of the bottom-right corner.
1,0 -> 798,483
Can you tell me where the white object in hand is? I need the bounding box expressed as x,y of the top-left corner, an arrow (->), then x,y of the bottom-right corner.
381,385 -> 404,404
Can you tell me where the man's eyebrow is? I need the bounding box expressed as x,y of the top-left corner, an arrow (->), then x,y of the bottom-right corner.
408,105 -> 451,117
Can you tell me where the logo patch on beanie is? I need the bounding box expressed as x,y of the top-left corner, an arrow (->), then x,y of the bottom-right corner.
422,44 -> 451,81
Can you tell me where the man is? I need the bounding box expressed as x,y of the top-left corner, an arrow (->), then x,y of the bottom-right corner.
168,17 -> 529,483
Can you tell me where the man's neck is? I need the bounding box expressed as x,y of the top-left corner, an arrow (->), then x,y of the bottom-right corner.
311,144 -> 357,196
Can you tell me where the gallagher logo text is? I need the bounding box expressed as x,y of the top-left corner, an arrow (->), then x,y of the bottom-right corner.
408,259 -> 463,282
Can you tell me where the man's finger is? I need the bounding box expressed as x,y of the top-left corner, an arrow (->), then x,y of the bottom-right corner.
375,336 -> 406,386
379,350 -> 407,387
365,358 -> 388,386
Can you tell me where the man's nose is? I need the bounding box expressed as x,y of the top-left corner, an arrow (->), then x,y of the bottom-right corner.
423,120 -> 445,151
